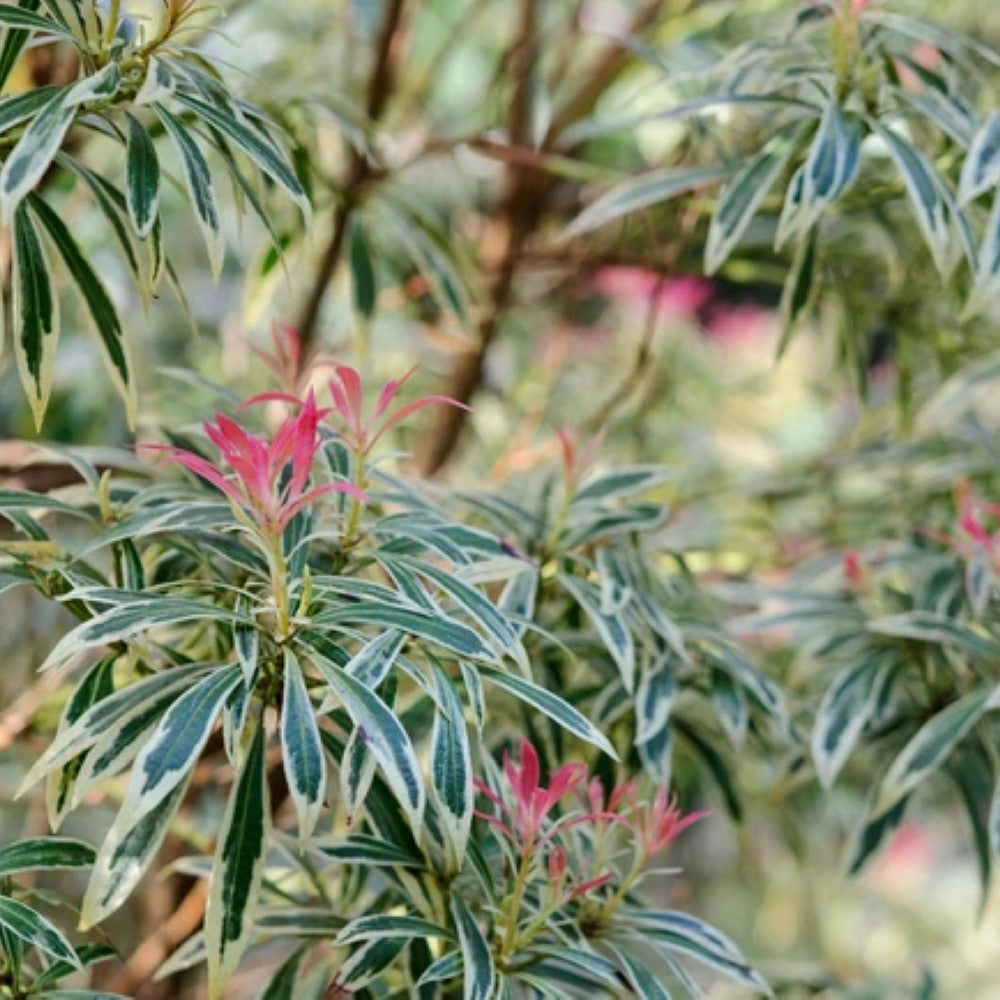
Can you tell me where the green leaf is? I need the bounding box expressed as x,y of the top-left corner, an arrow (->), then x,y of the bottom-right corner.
335,937 -> 407,992
0,897 -> 78,967
349,216 -> 377,319
311,653 -> 426,832
800,103 -> 860,226
430,663 -> 473,871
27,193 -> 134,422
635,657 -> 676,745
1,63 -> 120,218
336,914 -> 453,946
11,200 -> 58,429
112,665 -> 242,833
959,112 -> 1000,205
125,111 -> 160,239
575,467 -> 669,504
171,91 -> 310,216
206,719 -> 269,1000
450,898 -> 495,1000
260,946 -> 307,1000
339,722 -> 378,825
0,2 -> 44,94
0,4 -> 68,33
778,225 -> 817,351
316,833 -> 423,868
813,656 -> 891,788
281,650 -> 326,844
23,664 -> 212,795
876,124 -> 950,275
154,103 -> 224,281
41,595 -> 250,673
613,948 -> 672,1000
558,574 -> 635,692
314,601 -> 494,662
478,666 -> 617,759
627,909 -> 770,995
706,133 -> 799,274
866,611 -> 1000,658
81,776 -> 190,928
233,595 -> 259,691
564,165 -> 726,240
0,837 -> 94,877
874,690 -> 993,817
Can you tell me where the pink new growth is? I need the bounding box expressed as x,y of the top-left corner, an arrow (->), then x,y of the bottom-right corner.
142,390 -> 366,538
248,364 -> 468,457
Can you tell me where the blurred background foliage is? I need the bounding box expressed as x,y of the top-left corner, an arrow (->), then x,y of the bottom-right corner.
5,0 -> 1000,997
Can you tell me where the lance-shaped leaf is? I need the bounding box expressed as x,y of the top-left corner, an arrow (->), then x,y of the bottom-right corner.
876,125 -> 950,275
450,898 -> 495,1000
498,568 -> 537,640
339,723 -> 378,825
800,103 -> 860,226
626,909 -> 770,995
430,664 -> 473,871
154,103 -> 224,281
334,938 -> 407,993
558,574 -> 635,692
1,63 -> 120,217
336,914 -> 453,946
312,653 -> 425,832
0,897 -> 78,967
172,91 -> 311,217
206,719 -> 269,1000
0,4 -> 68,34
233,593 -> 259,690
0,837 -> 94,877
706,131 -> 799,273
873,689 -> 994,818
81,776 -> 190,928
46,655 -> 115,829
960,112 -> 1000,205
281,651 -> 326,844
349,216 -> 377,318
635,657 -> 676,745
345,630 -> 405,688
0,1 -> 45,94
11,201 -> 58,429
24,664 -> 212,795
125,110 -> 160,238
112,665 -> 241,833
812,656 -> 891,789
478,666 -> 617,758
612,948 -> 672,1000
564,165 -> 726,239
28,193 -> 134,423
41,596 -> 250,673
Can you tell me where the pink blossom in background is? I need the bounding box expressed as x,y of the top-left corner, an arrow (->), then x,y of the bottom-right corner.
593,267 -> 713,320
703,302 -> 773,345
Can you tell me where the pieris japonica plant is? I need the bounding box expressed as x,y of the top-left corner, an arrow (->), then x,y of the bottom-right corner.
0,350 -> 770,998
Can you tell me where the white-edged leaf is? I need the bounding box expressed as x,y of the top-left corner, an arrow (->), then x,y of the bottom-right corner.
205,718 -> 269,1000
430,663 -> 473,871
612,948 -> 672,1000
172,90 -> 311,217
800,102 -> 860,226
706,132 -> 799,273
874,689 -> 993,817
11,200 -> 58,429
339,723 -> 378,826
478,666 -> 617,759
1,63 -> 120,217
876,124 -> 950,275
112,665 -> 241,834
0,837 -> 94,877
558,574 -> 635,692
635,656 -> 677,745
0,897 -> 78,967
81,775 -> 190,928
450,897 -> 495,1000
564,165 -> 726,240
959,112 -> 1000,205
312,653 -> 425,832
135,56 -> 174,106
125,111 -> 160,238
154,103 -> 224,282
281,650 -> 326,844
336,914 -> 452,946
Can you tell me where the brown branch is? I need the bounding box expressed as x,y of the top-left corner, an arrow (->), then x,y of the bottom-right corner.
295,0 -> 406,357
419,0 -> 671,474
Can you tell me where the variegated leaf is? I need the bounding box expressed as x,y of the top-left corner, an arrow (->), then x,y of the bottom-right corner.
430,663 -> 473,871
281,650 -> 326,843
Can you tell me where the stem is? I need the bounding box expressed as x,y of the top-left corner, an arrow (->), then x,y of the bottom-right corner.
500,847 -> 534,959
104,0 -> 122,47
341,453 -> 369,549
268,534 -> 292,640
